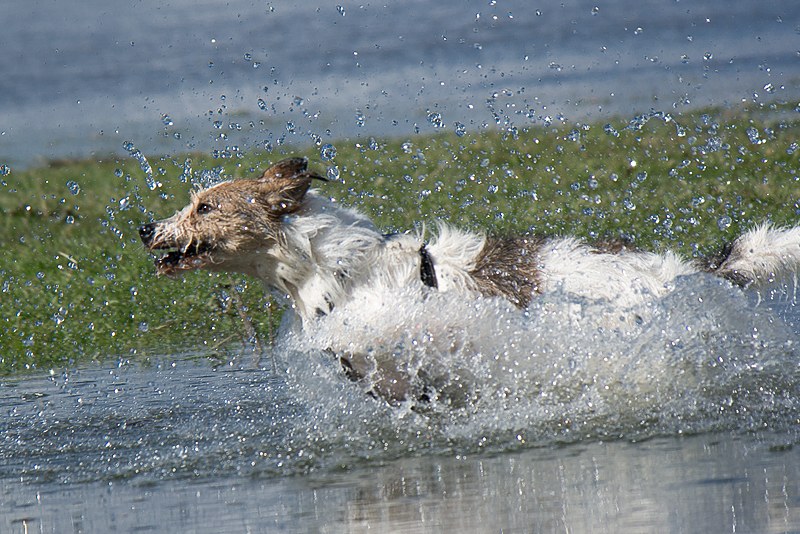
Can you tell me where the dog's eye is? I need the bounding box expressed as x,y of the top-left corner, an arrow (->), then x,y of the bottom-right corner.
196,202 -> 214,214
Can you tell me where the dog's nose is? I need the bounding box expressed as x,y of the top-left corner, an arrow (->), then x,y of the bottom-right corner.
138,223 -> 156,245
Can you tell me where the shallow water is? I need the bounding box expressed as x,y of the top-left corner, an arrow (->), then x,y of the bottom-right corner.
2,0 -> 798,167
4,434 -> 800,533
3,275 -> 800,532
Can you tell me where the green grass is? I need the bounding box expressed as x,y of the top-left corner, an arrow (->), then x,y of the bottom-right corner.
1,104 -> 799,374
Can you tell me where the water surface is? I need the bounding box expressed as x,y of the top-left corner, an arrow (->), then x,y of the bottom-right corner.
1,0 -> 797,167
3,275 -> 800,532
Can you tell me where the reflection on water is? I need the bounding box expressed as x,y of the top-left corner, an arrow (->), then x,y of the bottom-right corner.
3,434 -> 800,533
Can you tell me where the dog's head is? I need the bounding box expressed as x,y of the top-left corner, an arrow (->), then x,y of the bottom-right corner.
139,157 -> 326,277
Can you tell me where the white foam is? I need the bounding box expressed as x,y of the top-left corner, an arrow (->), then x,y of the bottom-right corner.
274,274 -> 800,450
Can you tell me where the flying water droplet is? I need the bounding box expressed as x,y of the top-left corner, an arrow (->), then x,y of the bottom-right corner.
454,122 -> 466,137
746,126 -> 762,144
320,143 -> 337,161
717,216 -> 732,230
764,83 -> 775,94
335,5 -> 345,15
0,164 -> 9,176
182,158 -> 192,183
123,141 -> 161,189
195,169 -> 222,189
327,166 -> 340,180
66,180 -> 81,195
257,98 -> 267,110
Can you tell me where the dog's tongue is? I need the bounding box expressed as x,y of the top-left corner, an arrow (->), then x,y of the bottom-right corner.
155,251 -> 209,278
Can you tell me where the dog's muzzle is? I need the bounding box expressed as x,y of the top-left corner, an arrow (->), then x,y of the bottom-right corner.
138,221 -> 212,276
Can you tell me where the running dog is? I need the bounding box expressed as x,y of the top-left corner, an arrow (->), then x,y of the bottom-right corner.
139,157 -> 800,402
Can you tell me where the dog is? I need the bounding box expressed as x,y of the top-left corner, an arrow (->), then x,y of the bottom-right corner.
139,157 -> 800,403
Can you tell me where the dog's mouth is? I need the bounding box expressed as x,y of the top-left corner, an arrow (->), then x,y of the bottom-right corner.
150,241 -> 214,278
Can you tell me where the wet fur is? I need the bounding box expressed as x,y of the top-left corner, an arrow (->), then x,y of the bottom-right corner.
140,157 -> 800,403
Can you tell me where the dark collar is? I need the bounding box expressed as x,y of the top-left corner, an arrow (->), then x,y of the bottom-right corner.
419,245 -> 438,288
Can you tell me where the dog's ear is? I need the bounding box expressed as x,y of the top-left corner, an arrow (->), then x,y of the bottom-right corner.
255,158 -> 327,215
257,157 -> 310,181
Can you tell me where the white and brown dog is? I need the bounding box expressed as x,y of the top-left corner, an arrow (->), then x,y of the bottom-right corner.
139,157 -> 800,402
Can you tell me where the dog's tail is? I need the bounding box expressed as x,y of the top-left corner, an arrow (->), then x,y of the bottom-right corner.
696,223 -> 800,287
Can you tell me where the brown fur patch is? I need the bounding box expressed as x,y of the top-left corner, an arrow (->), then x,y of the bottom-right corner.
468,235 -> 546,308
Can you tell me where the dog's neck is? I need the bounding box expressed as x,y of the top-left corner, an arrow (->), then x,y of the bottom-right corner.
252,192 -> 426,322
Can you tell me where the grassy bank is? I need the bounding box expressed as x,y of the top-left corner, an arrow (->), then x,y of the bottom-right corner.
1,105 -> 799,374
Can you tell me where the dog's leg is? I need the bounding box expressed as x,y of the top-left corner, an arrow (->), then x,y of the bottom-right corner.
697,223 -> 800,287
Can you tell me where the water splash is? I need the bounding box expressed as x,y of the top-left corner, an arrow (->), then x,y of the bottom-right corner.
123,141 -> 161,190
427,110 -> 444,128
277,276 -> 800,454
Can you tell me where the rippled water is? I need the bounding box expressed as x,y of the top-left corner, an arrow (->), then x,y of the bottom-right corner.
3,274 -> 800,531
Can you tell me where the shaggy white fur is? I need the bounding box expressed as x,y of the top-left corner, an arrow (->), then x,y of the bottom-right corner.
231,190 -> 800,322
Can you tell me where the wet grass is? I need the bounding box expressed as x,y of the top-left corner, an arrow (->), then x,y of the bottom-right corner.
1,104 -> 799,374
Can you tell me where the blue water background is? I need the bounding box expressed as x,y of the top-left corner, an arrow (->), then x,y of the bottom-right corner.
1,0 -> 798,168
